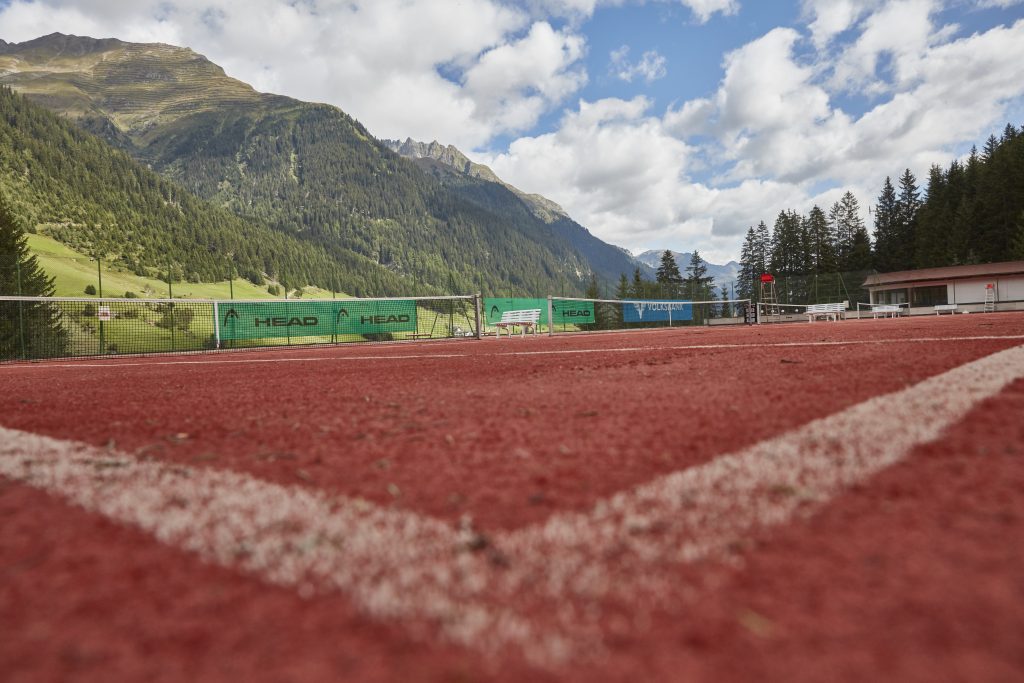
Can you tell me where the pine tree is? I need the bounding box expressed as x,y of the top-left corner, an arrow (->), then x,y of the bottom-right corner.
616,273 -> 630,299
835,191 -> 871,271
0,192 -> 67,359
631,267 -> 646,299
872,176 -> 899,271
686,250 -> 714,300
769,210 -> 804,275
914,164 -> 951,267
685,250 -> 712,323
805,205 -> 836,274
719,284 -> 731,317
894,168 -> 920,269
755,220 -> 771,277
1012,211 -> 1024,260
655,250 -> 684,298
737,227 -> 757,302
828,200 -> 847,267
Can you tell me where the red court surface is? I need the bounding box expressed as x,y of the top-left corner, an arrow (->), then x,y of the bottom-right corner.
2,313 -> 1024,682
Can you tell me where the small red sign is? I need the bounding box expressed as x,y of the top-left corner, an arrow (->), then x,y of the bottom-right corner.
986,283 -> 994,289
760,273 -> 774,283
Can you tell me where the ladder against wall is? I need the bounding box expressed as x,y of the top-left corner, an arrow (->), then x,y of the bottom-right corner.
984,283 -> 996,313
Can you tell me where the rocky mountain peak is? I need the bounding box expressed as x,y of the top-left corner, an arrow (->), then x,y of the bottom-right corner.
382,137 -> 568,222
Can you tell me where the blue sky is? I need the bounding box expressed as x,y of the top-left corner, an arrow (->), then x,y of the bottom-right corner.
2,0 -> 1023,262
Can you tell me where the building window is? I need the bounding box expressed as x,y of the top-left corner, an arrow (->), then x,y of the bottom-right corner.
911,285 -> 948,307
876,288 -> 909,305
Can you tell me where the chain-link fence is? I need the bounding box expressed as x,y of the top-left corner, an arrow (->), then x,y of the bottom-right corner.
749,270 -> 872,307
0,295 -> 481,361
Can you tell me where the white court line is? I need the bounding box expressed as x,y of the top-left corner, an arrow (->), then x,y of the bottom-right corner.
5,334 -> 1024,369
3,343 -> 1024,667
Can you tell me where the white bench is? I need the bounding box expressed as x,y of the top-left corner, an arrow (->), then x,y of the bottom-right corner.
934,304 -> 958,315
805,302 -> 847,322
494,309 -> 541,337
872,305 -> 901,319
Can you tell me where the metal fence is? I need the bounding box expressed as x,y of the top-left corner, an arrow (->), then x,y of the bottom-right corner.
0,295 -> 481,361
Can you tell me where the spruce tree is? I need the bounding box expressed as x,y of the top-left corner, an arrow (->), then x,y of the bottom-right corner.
805,205 -> 836,274
685,250 -> 713,299
616,273 -> 630,299
835,192 -> 871,271
872,176 -> 899,272
685,250 -> 714,323
631,267 -> 647,299
895,169 -> 920,269
737,227 -> 757,302
655,250 -> 683,298
914,165 -> 951,267
754,220 -> 771,277
0,193 -> 66,359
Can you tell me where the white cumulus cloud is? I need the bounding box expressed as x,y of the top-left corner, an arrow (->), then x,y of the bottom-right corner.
609,45 -> 668,83
0,0 -> 590,148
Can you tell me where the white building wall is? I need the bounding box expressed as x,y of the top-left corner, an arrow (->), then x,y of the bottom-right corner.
952,278 -> 993,304
999,276 -> 1024,301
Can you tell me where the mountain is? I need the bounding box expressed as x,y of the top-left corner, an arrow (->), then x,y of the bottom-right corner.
0,33 -> 637,296
635,250 -> 740,290
0,84 -> 348,291
383,137 -> 654,286
383,138 -> 569,223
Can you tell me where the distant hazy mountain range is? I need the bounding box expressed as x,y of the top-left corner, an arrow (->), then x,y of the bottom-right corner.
0,33 -> 649,295
634,250 -> 740,291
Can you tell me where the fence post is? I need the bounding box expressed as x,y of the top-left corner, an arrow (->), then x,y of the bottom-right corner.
474,293 -> 482,339
213,301 -> 221,349
97,258 -> 105,355
15,260 -> 26,360
547,295 -> 554,336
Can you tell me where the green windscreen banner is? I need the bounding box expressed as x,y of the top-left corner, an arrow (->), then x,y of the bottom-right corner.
218,300 -> 417,340
551,299 -> 595,324
484,298 -> 595,324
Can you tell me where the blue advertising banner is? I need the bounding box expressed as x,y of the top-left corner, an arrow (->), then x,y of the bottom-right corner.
622,300 -> 692,323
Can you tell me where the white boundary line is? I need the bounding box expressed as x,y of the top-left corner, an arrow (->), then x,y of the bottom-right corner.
3,343 -> 1024,667
4,334 -> 1024,369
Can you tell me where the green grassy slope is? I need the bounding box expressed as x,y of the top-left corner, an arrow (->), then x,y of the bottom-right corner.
0,84 -> 374,294
26,233 -> 280,298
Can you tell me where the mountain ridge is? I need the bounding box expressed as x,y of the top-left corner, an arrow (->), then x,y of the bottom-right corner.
1,33 -> 630,296
383,136 -> 654,285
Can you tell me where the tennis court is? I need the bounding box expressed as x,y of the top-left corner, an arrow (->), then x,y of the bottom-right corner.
3,313 -> 1024,681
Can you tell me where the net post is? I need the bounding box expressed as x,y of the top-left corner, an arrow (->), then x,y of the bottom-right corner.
547,296 -> 554,336
474,293 -> 482,339
213,301 -> 221,349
